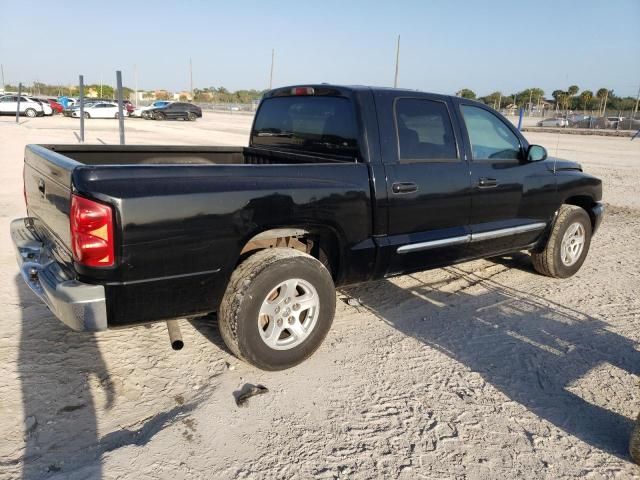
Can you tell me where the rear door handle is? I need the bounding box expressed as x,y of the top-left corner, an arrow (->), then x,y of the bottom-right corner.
392,182 -> 418,194
478,177 -> 498,188
38,178 -> 45,195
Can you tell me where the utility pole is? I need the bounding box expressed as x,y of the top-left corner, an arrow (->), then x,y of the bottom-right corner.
394,35 -> 400,88
100,72 -> 103,98
633,84 -> 640,119
116,70 -> 125,145
0,64 -> 4,91
269,49 -> 274,90
79,76 -> 84,142
189,57 -> 193,98
134,64 -> 138,107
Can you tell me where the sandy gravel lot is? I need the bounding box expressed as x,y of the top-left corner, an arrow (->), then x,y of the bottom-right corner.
0,113 -> 638,479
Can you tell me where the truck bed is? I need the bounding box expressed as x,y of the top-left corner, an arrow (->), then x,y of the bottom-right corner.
42,144 -> 356,165
23,143 -> 373,327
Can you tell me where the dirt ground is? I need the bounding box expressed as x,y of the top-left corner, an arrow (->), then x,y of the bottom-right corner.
0,113 -> 638,479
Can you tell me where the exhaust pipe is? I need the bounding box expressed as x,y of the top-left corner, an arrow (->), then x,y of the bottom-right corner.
166,320 -> 184,350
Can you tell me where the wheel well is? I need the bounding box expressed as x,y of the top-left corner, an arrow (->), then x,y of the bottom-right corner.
239,227 -> 341,279
564,195 -> 596,228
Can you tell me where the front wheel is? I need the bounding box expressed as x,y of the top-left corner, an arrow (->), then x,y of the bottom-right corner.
83,112 -> 90,119
219,249 -> 336,370
187,111 -> 197,121
531,205 -> 592,278
154,112 -> 166,121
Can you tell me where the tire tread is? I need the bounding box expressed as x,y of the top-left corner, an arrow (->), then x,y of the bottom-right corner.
218,248 -> 324,365
532,204 -> 588,278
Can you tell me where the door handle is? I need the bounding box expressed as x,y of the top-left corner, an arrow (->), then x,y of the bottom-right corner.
38,178 -> 45,195
392,182 -> 418,194
478,177 -> 498,188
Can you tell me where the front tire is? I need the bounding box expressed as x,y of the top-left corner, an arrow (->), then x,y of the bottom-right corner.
219,249 -> 336,370
154,112 -> 166,121
83,112 -> 90,119
187,111 -> 197,121
531,204 -> 592,278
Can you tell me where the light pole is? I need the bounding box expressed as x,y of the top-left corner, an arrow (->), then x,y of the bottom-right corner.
394,35 -> 400,88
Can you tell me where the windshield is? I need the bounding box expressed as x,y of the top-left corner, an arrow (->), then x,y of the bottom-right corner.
251,96 -> 358,157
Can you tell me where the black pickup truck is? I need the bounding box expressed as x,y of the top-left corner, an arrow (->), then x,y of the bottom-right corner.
12,84 -> 603,370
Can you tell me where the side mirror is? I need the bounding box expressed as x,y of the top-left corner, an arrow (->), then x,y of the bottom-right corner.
527,144 -> 547,162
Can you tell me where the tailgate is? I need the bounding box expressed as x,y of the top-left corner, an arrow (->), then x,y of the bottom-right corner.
23,145 -> 78,263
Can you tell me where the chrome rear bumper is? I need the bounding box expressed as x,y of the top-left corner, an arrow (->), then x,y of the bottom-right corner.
11,218 -> 108,331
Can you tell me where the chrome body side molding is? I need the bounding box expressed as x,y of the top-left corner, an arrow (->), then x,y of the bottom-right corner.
397,222 -> 548,254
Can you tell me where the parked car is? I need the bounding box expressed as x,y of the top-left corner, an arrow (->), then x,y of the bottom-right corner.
29,97 -> 53,116
71,102 -> 124,119
146,102 -> 202,121
44,98 -> 64,114
0,95 -> 45,117
537,117 -> 568,127
12,84 -> 603,371
130,100 -> 173,118
63,102 -> 96,117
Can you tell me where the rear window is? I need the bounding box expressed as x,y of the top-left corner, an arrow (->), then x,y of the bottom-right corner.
251,96 -> 358,157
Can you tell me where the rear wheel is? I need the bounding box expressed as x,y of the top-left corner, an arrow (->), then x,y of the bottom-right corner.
24,108 -> 37,118
219,249 -> 335,370
531,205 -> 592,278
114,112 -> 119,119
83,112 -> 90,119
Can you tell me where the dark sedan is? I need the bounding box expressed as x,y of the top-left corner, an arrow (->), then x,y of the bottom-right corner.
146,102 -> 202,121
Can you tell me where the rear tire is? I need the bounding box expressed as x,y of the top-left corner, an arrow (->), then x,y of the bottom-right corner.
83,112 -> 90,119
531,205 -> 592,278
219,249 -> 336,370
25,108 -> 37,118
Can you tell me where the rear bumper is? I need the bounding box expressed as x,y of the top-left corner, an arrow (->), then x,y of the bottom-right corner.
10,218 -> 108,332
591,202 -> 605,234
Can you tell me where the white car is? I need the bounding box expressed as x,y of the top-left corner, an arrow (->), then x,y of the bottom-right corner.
537,117 -> 569,127
71,102 -> 124,119
0,95 -> 45,117
130,100 -> 173,118
29,98 -> 53,116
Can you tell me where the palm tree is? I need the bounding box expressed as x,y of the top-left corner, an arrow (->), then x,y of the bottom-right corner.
568,85 -> 579,96
596,88 -> 608,115
580,90 -> 593,113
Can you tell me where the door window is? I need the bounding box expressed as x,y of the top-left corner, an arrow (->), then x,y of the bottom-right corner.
395,98 -> 458,162
460,105 -> 521,160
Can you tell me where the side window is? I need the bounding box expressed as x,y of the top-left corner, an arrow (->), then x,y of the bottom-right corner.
395,98 -> 458,162
460,105 -> 521,160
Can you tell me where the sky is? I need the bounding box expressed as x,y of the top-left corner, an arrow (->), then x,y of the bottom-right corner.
1,0 -> 639,98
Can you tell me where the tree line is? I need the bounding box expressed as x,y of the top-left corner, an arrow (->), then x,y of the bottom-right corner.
2,82 -> 263,104
456,86 -> 638,114
3,81 -> 637,113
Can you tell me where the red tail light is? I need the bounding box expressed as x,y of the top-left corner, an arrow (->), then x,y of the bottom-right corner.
291,87 -> 314,96
70,194 -> 115,267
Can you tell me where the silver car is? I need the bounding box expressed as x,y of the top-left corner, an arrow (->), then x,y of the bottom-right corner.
537,117 -> 568,127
